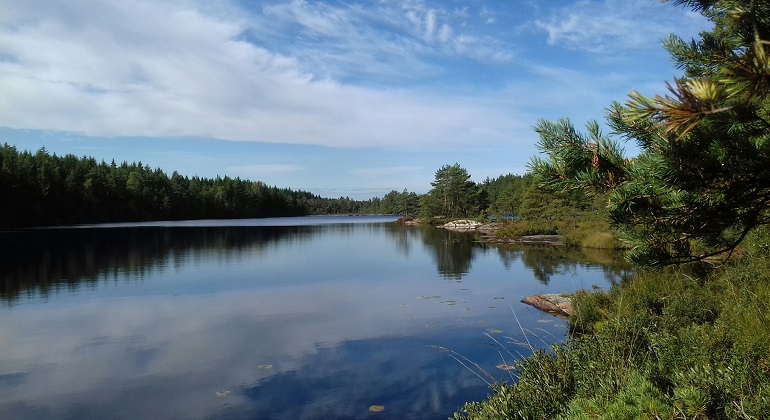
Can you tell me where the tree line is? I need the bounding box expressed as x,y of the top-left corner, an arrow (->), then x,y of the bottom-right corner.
0,144 -> 403,228
1,143 -> 567,228
417,163 -> 591,225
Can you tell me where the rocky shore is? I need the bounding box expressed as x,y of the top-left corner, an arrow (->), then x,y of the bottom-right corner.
396,217 -> 567,245
447,219 -> 566,246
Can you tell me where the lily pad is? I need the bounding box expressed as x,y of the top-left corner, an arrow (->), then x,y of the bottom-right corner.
369,405 -> 385,412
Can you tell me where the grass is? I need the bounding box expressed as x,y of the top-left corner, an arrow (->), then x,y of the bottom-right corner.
452,233 -> 770,419
496,219 -> 561,237
494,213 -> 623,251
579,232 -> 619,250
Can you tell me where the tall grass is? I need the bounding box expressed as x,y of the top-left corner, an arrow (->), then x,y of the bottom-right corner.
495,211 -> 624,250
453,245 -> 770,419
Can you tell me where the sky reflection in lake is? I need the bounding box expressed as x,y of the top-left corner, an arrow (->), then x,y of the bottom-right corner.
0,216 -> 631,419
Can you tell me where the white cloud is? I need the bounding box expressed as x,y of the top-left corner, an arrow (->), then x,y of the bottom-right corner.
0,0 -> 709,159
425,9 -> 437,41
0,0 -> 523,149
438,23 -> 452,43
262,0 -> 355,38
534,0 -> 710,54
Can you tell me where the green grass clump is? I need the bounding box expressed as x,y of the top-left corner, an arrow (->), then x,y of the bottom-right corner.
496,220 -> 561,238
579,232 -> 620,250
495,208 -> 623,251
453,257 -> 770,419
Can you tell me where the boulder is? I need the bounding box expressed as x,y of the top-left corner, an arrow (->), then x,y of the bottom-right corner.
396,217 -> 420,226
521,294 -> 574,319
441,219 -> 482,231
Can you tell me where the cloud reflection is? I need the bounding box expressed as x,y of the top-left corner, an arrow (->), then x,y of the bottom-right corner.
0,220 -> 629,419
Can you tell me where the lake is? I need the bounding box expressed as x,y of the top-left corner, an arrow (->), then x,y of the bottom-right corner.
0,216 -> 632,419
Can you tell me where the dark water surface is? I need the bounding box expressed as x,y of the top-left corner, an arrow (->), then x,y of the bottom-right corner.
0,216 -> 632,419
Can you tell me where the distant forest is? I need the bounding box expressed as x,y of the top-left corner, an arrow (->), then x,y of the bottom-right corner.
0,144 -> 535,228
0,144 -> 380,227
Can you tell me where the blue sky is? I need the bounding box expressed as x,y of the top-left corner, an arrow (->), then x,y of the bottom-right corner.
1,0 -> 710,199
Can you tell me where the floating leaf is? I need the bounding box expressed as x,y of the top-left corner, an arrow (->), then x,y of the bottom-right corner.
496,363 -> 515,371
369,405 -> 385,412
258,364 -> 272,369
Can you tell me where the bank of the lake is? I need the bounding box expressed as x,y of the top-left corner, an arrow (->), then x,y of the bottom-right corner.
453,230 -> 770,419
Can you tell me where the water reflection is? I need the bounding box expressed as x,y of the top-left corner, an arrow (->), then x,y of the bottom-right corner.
0,217 -> 633,419
417,227 -> 477,280
0,226 -> 307,301
495,245 -> 634,285
0,220 -> 633,301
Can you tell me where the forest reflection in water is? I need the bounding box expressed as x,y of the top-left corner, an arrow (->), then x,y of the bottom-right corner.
0,219 -> 632,301
0,217 -> 633,420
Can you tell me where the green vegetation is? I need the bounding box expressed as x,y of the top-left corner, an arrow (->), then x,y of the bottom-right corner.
494,183 -> 620,249
454,1 -> 770,418
530,0 -> 770,267
479,174 -> 534,218
379,189 -> 420,217
0,144 -> 418,227
416,164 -> 591,234
0,144 -> 325,227
420,163 -> 479,218
454,239 -> 770,419
0,144 -> 540,228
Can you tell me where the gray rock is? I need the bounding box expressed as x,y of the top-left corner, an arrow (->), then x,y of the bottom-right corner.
521,294 -> 574,319
441,219 -> 483,231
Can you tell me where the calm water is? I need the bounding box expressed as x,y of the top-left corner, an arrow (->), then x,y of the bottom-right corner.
0,216 -> 632,419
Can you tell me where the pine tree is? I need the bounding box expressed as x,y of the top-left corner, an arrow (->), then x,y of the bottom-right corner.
421,164 -> 478,218
530,0 -> 770,266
